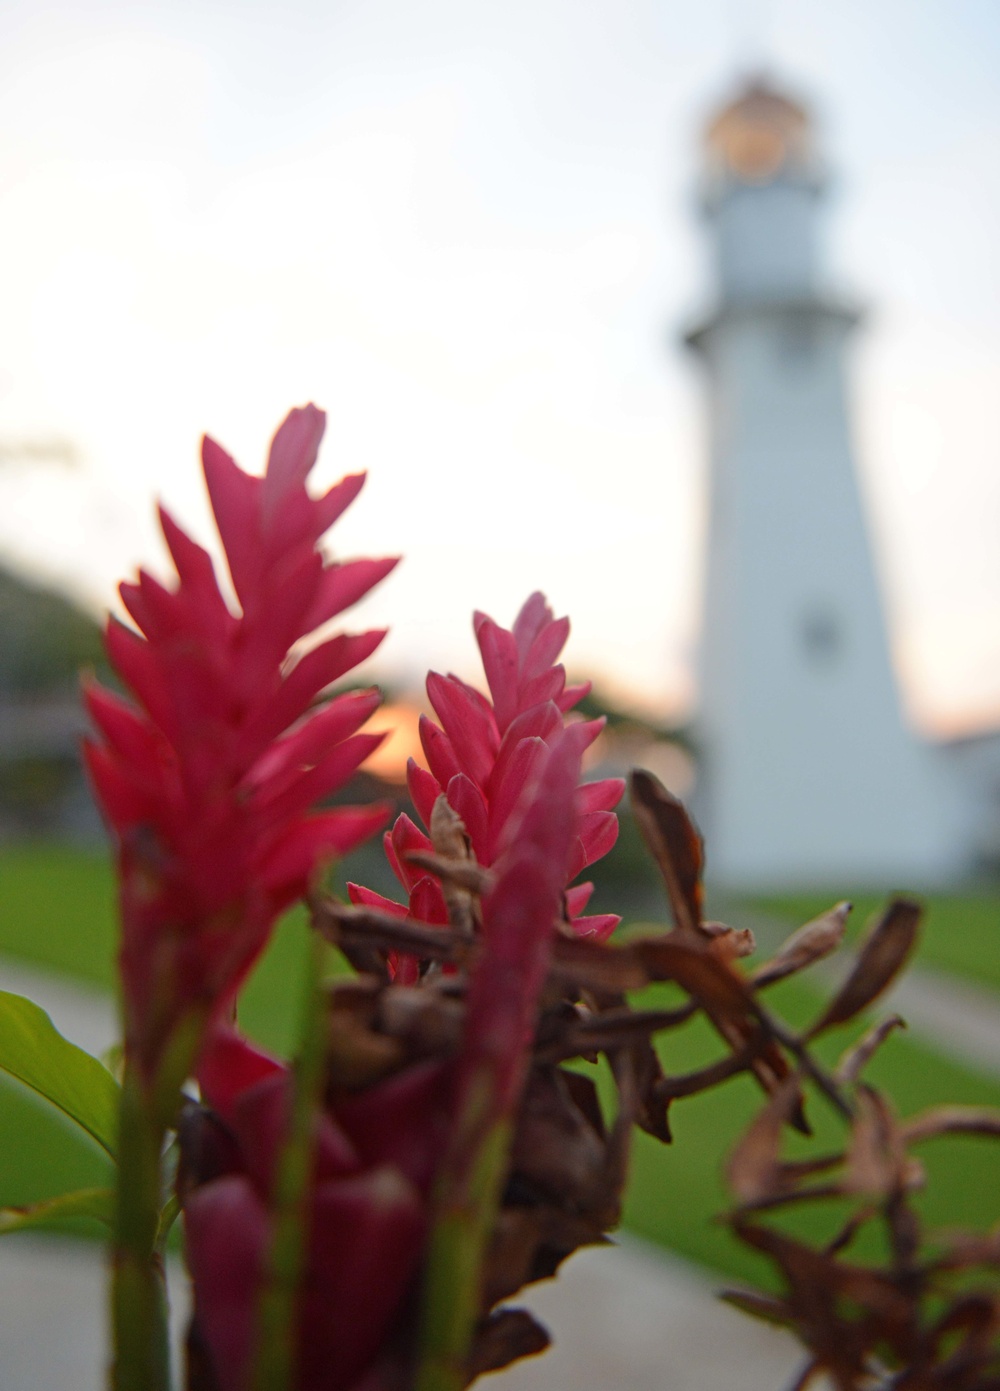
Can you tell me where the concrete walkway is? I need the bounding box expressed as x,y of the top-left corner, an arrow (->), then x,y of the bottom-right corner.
2,947 -> 998,1390
0,1234 -> 806,1391
0,1237 -> 190,1391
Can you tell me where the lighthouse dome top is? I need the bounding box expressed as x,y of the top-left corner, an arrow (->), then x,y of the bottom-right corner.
705,79 -> 817,185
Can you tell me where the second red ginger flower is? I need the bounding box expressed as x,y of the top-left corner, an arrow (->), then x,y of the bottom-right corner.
349,591 -> 625,970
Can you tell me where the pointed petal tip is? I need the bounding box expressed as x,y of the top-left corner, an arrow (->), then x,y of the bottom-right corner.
107,607 -> 140,639
201,432 -> 236,470
263,406 -> 329,516
314,471 -> 367,532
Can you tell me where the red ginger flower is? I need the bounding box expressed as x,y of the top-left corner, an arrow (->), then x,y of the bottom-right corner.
83,404 -> 396,1079
349,592 -> 623,972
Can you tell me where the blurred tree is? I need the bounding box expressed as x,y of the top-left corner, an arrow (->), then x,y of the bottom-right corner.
0,565 -> 105,836
0,566 -> 104,696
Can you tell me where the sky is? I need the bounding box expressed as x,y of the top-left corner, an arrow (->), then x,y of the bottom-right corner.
0,0 -> 997,734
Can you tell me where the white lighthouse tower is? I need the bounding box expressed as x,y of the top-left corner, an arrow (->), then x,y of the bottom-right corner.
686,79 -> 964,888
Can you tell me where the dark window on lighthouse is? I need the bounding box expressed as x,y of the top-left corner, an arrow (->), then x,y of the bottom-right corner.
800,606 -> 842,666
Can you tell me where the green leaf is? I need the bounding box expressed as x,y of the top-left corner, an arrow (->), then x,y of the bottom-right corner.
0,990 -> 120,1158
155,1193 -> 181,1250
0,1186 -> 114,1236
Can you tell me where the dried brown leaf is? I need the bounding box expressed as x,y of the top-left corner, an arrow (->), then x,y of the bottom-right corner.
633,937 -> 754,1015
548,935 -> 649,993
627,1036 -> 673,1143
309,894 -> 390,978
733,1220 -> 914,1328
533,1005 -> 703,1066
698,919 -> 733,937
753,902 -> 852,990
327,974 -> 384,1018
376,985 -> 465,1057
805,898 -> 921,1038
928,1293 -> 1000,1374
483,1210 -> 544,1307
548,929 -> 791,1111
727,1076 -> 804,1205
836,1015 -> 906,1084
656,1045 -> 760,1102
483,1207 -> 607,1309
323,975 -> 455,1086
465,1309 -> 550,1381
900,1105 -> 1000,1145
598,1046 -> 644,1218
785,1360 -> 825,1391
708,925 -> 757,963
777,1152 -> 846,1183
636,937 -> 795,1105
429,793 -> 469,860
325,1017 -> 405,1090
315,898 -> 466,964
719,1289 -> 795,1329
844,1085 -> 905,1198
629,770 -> 703,933
823,1204 -> 878,1257
561,1068 -> 606,1140
425,794 -> 481,939
403,849 -> 494,896
508,1067 -> 608,1210
932,1229 -> 1000,1270
552,930 -> 765,1032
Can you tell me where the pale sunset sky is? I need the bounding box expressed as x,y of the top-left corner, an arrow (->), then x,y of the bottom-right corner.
0,0 -> 997,735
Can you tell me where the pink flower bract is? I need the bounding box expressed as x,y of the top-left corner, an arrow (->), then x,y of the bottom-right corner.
349,592 -> 623,977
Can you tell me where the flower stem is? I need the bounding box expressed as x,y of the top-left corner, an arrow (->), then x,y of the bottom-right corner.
251,929 -> 330,1391
111,1008 -> 204,1391
111,1065 -> 170,1391
414,1107 -> 511,1391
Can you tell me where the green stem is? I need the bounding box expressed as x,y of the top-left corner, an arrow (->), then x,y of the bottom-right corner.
414,1090 -> 512,1391
251,930 -> 330,1391
111,1009 -> 205,1391
111,1064 -> 170,1391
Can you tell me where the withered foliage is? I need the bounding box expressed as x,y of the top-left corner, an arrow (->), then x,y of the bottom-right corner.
722,1024 -> 1000,1390
188,770 -> 1000,1387
318,771 -> 1000,1385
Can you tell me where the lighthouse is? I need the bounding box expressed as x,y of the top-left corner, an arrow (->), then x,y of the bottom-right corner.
685,79 -> 964,889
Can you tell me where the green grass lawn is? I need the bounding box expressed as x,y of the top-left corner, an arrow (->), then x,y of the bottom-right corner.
2,843 -> 1000,1284
0,844 -> 117,989
748,890 -> 1000,994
